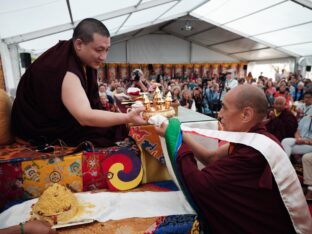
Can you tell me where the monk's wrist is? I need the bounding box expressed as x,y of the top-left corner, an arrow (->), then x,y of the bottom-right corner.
124,112 -> 131,124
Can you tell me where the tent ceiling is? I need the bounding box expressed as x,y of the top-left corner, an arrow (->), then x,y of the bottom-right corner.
1,0 -> 311,61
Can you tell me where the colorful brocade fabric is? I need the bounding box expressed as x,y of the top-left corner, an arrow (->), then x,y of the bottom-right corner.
82,146 -> 143,191
144,215 -> 199,234
21,153 -> 83,197
0,140 -> 143,211
129,125 -> 165,164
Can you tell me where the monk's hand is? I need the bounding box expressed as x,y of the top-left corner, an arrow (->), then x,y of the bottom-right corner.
154,122 -> 168,137
127,106 -> 147,125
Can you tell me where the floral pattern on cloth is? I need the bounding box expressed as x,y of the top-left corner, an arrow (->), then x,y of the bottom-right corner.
129,125 -> 165,164
144,215 -> 199,234
21,153 -> 83,197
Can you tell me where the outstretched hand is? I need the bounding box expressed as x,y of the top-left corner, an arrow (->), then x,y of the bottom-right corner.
126,106 -> 147,125
154,122 -> 168,137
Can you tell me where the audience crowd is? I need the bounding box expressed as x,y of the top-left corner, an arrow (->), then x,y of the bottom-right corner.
97,68 -> 312,200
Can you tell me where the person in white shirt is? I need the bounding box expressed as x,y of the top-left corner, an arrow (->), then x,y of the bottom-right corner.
221,71 -> 238,101
281,114 -> 312,157
297,90 -> 312,119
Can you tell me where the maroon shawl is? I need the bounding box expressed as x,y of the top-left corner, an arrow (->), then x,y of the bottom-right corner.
11,40 -> 127,147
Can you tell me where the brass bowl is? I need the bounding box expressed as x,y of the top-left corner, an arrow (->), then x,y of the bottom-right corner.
142,107 -> 176,121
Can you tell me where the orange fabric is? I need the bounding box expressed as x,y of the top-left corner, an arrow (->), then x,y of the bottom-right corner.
129,125 -> 163,162
22,153 -> 83,197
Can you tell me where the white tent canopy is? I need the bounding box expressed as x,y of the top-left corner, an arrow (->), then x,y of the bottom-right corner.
1,0 -> 312,90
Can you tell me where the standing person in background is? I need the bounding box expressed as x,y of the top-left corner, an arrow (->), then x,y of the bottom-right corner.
11,18 -> 146,147
246,72 -> 253,84
221,71 -> 238,101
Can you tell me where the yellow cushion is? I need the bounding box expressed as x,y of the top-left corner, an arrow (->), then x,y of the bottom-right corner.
0,89 -> 13,145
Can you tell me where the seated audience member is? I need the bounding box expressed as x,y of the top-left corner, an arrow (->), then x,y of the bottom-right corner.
265,96 -> 298,141
281,114 -> 312,157
156,85 -> 311,233
302,152 -> 312,200
304,79 -> 312,92
193,87 -> 204,113
106,79 -> 117,98
264,80 -> 276,107
256,79 -> 265,90
204,83 -> 221,116
98,83 -> 114,104
292,81 -> 304,102
238,78 -> 245,85
297,90 -> 312,120
181,83 -> 189,91
99,94 -> 111,111
221,71 -> 238,100
180,90 -> 194,110
98,83 -> 107,96
171,86 -> 181,108
274,81 -> 292,109
0,220 -> 55,234
11,18 -> 146,147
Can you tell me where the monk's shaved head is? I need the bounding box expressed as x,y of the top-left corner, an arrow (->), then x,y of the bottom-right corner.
274,96 -> 286,105
73,18 -> 110,43
274,96 -> 286,112
231,85 -> 268,120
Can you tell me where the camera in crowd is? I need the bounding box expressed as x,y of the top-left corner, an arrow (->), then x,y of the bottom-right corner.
202,78 -> 209,87
132,70 -> 141,81
219,73 -> 227,83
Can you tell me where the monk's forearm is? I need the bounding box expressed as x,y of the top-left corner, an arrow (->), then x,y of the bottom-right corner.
183,133 -> 229,165
182,133 -> 211,165
80,109 -> 128,127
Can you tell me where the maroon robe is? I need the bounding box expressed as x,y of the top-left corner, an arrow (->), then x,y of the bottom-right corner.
177,124 -> 295,233
11,40 -> 127,147
266,109 -> 298,141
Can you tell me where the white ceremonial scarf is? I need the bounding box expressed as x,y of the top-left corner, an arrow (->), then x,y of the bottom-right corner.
179,126 -> 312,234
